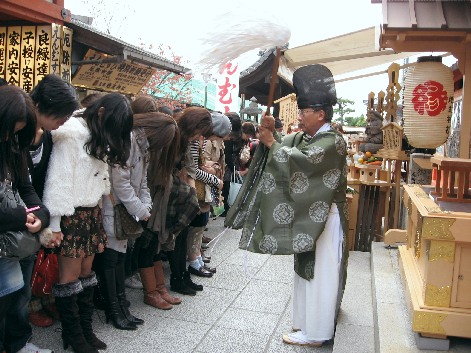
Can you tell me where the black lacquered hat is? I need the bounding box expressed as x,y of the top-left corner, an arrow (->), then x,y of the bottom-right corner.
293,64 -> 337,109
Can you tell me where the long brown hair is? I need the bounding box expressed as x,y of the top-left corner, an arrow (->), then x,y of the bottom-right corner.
174,107 -> 212,159
131,95 -> 158,114
133,112 -> 180,186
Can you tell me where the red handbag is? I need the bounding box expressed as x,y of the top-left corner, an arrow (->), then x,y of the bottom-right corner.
31,248 -> 59,297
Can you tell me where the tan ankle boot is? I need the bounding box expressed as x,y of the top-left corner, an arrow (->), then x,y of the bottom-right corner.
138,267 -> 172,310
153,261 -> 182,305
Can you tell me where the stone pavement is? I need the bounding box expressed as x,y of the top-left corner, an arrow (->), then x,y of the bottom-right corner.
30,217 -> 332,353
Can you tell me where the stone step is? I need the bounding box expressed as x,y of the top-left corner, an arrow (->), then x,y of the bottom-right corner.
334,242 -> 470,353
333,251 -> 375,353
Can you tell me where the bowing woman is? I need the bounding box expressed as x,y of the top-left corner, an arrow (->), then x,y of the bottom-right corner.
0,85 -> 51,353
43,93 -> 133,353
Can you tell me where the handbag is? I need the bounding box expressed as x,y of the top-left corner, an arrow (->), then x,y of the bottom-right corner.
113,203 -> 143,240
239,143 -> 251,165
31,248 -> 59,297
228,169 -> 243,207
0,180 -> 41,259
194,180 -> 206,201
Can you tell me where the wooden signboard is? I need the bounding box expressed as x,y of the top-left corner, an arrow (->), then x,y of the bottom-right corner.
274,93 -> 298,132
1,24 -> 72,86
60,26 -> 72,82
0,27 -> 5,78
50,23 -> 61,76
5,26 -> 21,86
20,26 -> 36,92
35,26 -> 51,85
72,50 -> 156,95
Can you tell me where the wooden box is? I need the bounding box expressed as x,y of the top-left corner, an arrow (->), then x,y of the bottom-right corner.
400,185 -> 471,339
348,165 -> 360,180
357,164 -> 381,183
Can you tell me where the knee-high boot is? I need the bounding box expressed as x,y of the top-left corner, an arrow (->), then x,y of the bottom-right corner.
115,262 -> 144,325
138,267 -> 172,310
54,281 -> 98,353
153,261 -> 182,304
78,272 -> 107,350
102,268 -> 136,330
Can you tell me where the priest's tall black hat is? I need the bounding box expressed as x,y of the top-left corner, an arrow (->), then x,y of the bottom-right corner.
293,64 -> 337,109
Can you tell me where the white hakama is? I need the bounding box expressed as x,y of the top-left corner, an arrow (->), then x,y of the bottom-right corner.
292,204 -> 344,341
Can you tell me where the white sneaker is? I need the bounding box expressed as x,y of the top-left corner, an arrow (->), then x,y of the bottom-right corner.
17,342 -> 53,353
125,273 -> 143,289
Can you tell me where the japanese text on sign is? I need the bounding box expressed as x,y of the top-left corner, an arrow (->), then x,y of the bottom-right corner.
1,24 -> 73,89
72,50 -> 156,95
215,62 -> 240,114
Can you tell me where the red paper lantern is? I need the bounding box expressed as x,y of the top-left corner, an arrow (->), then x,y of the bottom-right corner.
403,57 -> 453,149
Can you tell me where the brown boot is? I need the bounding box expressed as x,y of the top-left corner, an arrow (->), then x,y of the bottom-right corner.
138,267 -> 172,310
154,261 -> 182,305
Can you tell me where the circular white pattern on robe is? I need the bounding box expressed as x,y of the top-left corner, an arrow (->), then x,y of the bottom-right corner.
306,146 -> 325,164
259,234 -> 278,254
258,172 -> 276,194
309,201 -> 330,223
273,146 -> 292,163
233,211 -> 247,228
335,135 -> 347,155
293,233 -> 315,253
323,168 -> 341,189
273,203 -> 294,224
290,172 -> 309,193
305,260 -> 315,279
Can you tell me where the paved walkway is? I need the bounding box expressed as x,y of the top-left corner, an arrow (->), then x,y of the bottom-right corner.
31,217 -> 332,353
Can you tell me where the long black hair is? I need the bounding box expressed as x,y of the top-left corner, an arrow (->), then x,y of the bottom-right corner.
83,93 -> 133,168
0,85 -> 36,186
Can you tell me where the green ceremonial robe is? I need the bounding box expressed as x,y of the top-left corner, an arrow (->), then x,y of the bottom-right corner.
231,129 -> 349,281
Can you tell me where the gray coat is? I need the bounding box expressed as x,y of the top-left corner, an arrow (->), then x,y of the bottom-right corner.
102,129 -> 152,253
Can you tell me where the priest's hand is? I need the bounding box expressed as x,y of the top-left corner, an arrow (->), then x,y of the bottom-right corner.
259,112 -> 275,148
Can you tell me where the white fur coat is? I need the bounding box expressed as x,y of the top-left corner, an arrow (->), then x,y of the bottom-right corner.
43,116 -> 110,231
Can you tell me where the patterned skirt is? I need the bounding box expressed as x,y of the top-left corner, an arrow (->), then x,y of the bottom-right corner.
57,205 -> 107,258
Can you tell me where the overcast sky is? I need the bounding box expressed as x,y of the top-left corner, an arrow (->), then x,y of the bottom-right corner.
66,0 -> 457,115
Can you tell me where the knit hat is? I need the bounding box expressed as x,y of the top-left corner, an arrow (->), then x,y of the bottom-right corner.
211,111 -> 231,137
293,64 -> 337,109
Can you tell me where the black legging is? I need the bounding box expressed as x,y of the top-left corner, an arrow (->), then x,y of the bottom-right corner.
221,181 -> 230,212
166,228 -> 188,277
97,248 -> 126,271
135,231 -> 161,269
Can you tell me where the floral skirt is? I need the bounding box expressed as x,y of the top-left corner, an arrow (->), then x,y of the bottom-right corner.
57,206 -> 107,258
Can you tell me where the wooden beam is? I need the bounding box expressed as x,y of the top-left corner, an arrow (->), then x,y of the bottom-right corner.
382,29 -> 469,40
0,0 -> 69,24
409,0 -> 417,28
383,39 -> 465,55
382,0 -> 389,28
435,0 -> 447,29
459,44 -> 471,159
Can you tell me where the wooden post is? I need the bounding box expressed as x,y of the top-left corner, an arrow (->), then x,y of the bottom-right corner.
459,44 -> 471,159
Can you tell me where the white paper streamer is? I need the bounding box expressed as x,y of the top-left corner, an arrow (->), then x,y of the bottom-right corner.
196,18 -> 291,73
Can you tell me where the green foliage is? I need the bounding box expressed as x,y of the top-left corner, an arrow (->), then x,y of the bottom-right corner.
333,98 -> 355,125
344,114 -> 367,127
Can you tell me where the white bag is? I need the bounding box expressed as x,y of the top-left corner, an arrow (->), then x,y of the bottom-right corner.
228,171 -> 243,207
